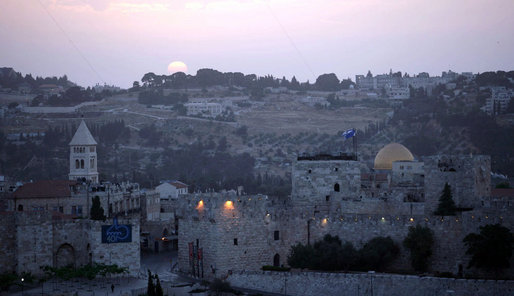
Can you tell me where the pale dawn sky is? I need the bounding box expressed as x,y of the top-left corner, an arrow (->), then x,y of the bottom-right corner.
1,0 -> 513,88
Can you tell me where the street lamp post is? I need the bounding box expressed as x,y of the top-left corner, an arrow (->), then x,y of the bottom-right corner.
21,278 -> 24,296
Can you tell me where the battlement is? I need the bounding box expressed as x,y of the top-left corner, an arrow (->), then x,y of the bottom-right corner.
297,153 -> 357,161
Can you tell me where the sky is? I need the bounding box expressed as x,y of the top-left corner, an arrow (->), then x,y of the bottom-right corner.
1,0 -> 513,88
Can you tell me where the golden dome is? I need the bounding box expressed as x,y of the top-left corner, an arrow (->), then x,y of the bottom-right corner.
374,143 -> 414,170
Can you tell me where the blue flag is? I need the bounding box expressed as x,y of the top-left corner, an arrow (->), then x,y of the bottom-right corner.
341,128 -> 356,139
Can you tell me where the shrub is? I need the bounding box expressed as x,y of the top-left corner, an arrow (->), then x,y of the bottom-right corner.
358,236 -> 399,271
403,225 -> 434,272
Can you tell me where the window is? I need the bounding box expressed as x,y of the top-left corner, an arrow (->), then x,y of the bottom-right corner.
59,206 -> 63,213
334,168 -> 338,171
80,159 -> 84,169
18,204 -> 23,211
274,231 -> 279,240
273,254 -> 280,267
90,158 -> 95,169
334,183 -> 340,192
72,206 -> 77,215
75,159 -> 80,169
308,169 -> 312,174
326,195 -> 330,202
233,238 -> 238,245
90,146 -> 95,152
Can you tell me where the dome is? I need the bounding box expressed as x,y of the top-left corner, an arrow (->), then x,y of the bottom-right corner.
374,143 -> 414,170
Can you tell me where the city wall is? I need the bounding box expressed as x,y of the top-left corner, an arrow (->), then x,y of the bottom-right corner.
0,212 -> 140,277
178,192 -> 514,278
0,212 -> 16,273
227,271 -> 514,296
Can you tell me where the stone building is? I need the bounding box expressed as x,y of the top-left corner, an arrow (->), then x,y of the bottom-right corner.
0,121 -> 142,276
177,143 -> 513,279
0,212 -> 140,276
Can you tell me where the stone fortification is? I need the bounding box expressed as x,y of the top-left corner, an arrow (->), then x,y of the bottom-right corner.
424,155 -> 491,214
292,157 -> 361,205
228,271 -> 514,296
177,153 -> 513,280
177,192 -> 292,277
0,212 -> 140,277
178,191 -> 513,278
0,212 -> 16,273
89,218 -> 140,276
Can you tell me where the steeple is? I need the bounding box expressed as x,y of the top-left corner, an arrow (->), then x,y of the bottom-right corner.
69,120 -> 99,183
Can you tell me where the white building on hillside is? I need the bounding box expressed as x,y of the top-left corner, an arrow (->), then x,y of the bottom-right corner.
484,87 -> 513,115
185,102 -> 223,117
155,181 -> 189,200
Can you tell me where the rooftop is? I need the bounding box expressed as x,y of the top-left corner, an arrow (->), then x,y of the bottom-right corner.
69,120 -> 97,146
297,153 -> 357,161
13,180 -> 77,199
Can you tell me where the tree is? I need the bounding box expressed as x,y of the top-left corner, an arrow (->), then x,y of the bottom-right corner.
287,243 -> 314,269
155,274 -> 163,296
463,224 -> 513,276
358,236 -> 399,271
147,270 -> 155,296
315,73 -> 340,91
434,183 -> 457,216
403,225 -> 434,272
90,196 -> 105,221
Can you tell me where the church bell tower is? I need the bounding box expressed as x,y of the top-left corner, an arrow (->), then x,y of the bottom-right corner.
69,120 -> 99,183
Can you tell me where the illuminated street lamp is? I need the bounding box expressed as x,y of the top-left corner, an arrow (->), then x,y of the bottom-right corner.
21,278 -> 24,295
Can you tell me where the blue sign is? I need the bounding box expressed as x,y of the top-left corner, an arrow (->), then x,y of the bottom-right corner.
102,217 -> 132,243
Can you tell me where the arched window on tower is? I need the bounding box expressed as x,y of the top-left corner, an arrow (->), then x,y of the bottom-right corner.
90,158 -> 95,169
75,159 -> 80,169
80,159 -> 84,169
334,183 -> 340,192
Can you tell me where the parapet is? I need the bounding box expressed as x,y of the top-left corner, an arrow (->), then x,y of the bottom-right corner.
297,153 -> 357,161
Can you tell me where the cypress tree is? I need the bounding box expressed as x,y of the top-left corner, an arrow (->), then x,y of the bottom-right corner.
147,270 -> 155,296
90,196 -> 106,221
434,183 -> 457,216
155,274 -> 163,296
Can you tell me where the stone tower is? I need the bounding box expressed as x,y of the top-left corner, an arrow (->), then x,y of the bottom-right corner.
69,120 -> 99,183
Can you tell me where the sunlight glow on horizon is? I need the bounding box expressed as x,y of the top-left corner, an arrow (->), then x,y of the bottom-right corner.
1,0 -> 513,87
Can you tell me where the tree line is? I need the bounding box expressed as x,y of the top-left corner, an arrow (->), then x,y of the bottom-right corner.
135,68 -> 355,92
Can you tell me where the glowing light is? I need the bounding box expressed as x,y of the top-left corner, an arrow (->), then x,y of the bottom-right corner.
409,218 -> 414,222
266,213 -> 270,217
381,217 -> 385,222
167,61 -> 187,74
224,200 -> 234,210
196,200 -> 204,210
322,218 -> 328,225
485,215 -> 488,219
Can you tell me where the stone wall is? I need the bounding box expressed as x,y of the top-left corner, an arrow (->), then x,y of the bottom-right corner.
424,155 -> 491,214
15,212 -> 54,276
0,212 -> 140,277
178,193 -> 292,278
227,271 -> 514,296
0,212 -> 16,273
292,159 -> 361,205
89,218 -> 141,276
178,192 -> 514,279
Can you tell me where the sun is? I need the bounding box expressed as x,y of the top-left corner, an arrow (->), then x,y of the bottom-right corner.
167,61 -> 188,74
